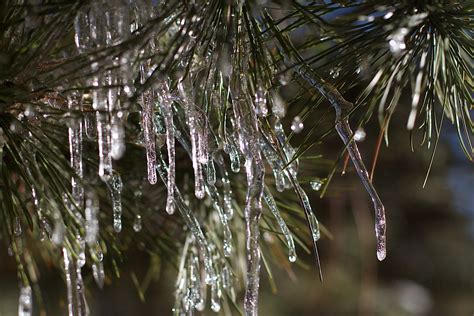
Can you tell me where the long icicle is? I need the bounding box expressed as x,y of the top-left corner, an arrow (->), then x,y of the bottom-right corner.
62,247 -> 74,316
243,157 -> 265,316
67,93 -> 84,211
158,83 -> 176,214
298,65 -> 387,261
141,91 -> 158,184
179,82 -> 206,199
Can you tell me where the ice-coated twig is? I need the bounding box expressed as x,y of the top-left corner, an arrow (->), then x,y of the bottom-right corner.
263,188 -> 297,262
298,65 -> 387,261
156,152 -> 217,285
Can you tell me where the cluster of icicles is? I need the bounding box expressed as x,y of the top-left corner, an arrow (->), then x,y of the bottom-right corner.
16,3 -> 386,316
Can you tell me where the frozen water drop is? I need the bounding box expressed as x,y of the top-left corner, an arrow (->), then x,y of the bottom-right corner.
389,28 -> 409,55
354,127 -> 366,142
310,179 -> 325,191
13,216 -> 22,236
291,116 -> 304,133
330,67 -> 340,79
133,214 -> 142,232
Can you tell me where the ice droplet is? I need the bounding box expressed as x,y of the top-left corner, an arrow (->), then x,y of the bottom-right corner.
389,28 -> 409,55
14,216 -> 22,236
310,179 -> 325,191
291,116 -> 304,133
133,214 -> 142,232
329,67 -> 340,79
354,127 -> 366,142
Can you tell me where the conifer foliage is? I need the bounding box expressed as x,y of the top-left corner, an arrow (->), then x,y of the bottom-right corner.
0,1 -> 471,315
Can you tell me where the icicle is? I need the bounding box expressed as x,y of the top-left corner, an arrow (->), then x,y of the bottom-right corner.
224,137 -> 240,173
296,183 -> 320,241
133,214 -> 142,232
110,113 -> 126,160
52,216 -> 65,245
18,285 -> 33,316
84,113 -> 97,140
75,236 -> 88,316
298,64 -> 387,261
141,93 -> 157,184
221,262 -> 235,300
179,82 -> 205,199
158,84 -> 176,214
206,184 -> 233,257
263,189 -> 297,262
92,68 -> 113,181
260,138 -> 287,192
85,192 -> 99,246
63,248 -> 74,316
254,87 -> 268,117
335,121 -> 386,261
206,158 -> 216,185
92,262 -> 105,289
219,165 -> 234,221
67,93 -> 84,216
105,172 -> 123,233
210,282 -> 221,312
243,158 -> 265,316
274,120 -> 298,182
156,152 -> 217,285
189,253 -> 204,311
229,144 -> 241,173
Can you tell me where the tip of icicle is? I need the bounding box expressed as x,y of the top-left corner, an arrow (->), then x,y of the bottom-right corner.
377,250 -> 386,261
